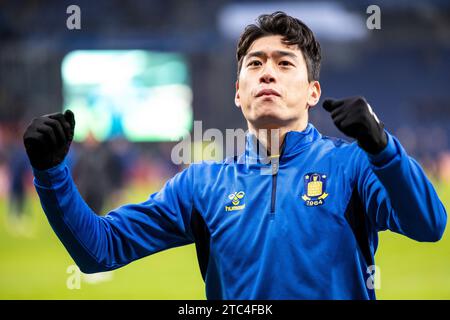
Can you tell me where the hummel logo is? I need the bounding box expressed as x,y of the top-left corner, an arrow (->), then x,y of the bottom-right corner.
225,191 -> 246,212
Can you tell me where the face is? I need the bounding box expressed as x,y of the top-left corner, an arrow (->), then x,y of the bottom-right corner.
235,35 -> 321,130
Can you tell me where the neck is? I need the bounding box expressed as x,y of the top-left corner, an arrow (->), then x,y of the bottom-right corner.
247,118 -> 308,155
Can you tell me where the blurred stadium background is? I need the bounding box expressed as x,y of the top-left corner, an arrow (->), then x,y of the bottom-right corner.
0,0 -> 449,299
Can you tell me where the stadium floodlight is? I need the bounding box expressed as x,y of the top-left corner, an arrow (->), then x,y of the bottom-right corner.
61,50 -> 193,142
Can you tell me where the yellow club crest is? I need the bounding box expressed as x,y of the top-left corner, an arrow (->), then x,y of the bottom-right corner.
301,173 -> 329,206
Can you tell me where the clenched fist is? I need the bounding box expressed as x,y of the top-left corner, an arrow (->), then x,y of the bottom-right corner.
323,97 -> 387,154
23,110 -> 75,170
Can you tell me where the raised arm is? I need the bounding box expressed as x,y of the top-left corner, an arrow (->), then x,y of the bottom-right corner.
24,111 -> 195,273
355,132 -> 447,241
323,96 -> 447,241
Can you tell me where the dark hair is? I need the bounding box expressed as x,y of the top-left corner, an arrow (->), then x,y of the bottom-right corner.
236,11 -> 321,81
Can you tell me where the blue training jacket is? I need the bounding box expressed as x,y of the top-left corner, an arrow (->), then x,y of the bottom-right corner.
32,123 -> 447,299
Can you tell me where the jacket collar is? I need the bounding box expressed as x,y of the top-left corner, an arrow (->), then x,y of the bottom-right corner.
244,123 -> 322,164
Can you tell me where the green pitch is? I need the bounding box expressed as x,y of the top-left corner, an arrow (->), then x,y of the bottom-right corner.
0,182 -> 449,299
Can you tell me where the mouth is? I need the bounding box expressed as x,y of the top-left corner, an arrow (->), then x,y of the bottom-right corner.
255,89 -> 281,98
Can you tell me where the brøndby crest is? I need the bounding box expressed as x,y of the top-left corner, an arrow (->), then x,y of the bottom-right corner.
301,173 -> 329,206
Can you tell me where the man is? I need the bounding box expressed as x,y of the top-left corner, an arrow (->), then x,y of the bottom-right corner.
23,12 -> 446,299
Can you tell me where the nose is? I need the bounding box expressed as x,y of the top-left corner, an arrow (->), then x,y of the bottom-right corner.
259,62 -> 276,84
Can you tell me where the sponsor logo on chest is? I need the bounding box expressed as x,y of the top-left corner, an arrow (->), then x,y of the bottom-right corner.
225,191 -> 246,211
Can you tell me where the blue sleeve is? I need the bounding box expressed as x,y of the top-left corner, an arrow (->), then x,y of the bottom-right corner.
32,161 -> 195,273
356,131 -> 447,242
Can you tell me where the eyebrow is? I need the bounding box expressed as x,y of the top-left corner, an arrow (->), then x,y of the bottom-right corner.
245,50 -> 298,61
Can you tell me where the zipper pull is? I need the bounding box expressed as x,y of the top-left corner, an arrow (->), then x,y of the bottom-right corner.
270,154 -> 280,175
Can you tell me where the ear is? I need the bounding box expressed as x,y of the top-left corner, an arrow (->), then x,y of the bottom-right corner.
234,80 -> 241,108
306,81 -> 321,109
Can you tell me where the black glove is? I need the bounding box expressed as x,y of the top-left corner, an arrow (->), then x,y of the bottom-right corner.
23,110 -> 75,170
323,96 -> 387,154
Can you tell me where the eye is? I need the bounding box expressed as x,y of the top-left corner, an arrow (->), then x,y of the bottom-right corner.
247,60 -> 262,67
279,60 -> 293,67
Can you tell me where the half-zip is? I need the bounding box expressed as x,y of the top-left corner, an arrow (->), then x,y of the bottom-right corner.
246,125 -> 320,215
270,155 -> 279,213
269,139 -> 286,214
